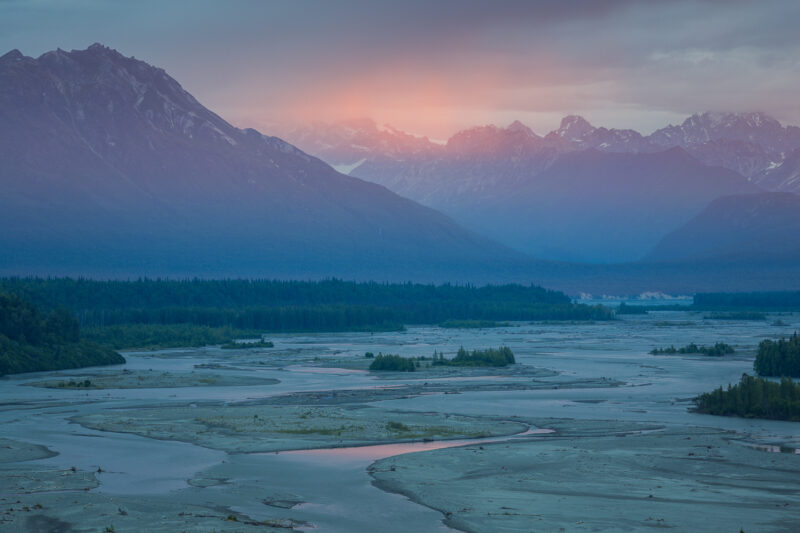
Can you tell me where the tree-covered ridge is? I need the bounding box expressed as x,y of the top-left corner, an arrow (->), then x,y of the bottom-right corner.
754,333 -> 800,378
0,293 -> 79,345
0,278 -> 611,337
0,293 -> 124,376
650,342 -> 734,356
694,374 -> 800,421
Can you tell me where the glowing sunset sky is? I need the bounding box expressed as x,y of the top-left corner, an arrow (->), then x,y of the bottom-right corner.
3,0 -> 800,138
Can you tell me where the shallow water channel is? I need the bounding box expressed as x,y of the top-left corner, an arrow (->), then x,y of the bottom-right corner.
1,308 -> 799,531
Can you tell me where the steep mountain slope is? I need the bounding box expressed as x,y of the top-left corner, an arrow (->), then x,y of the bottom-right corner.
755,148 -> 800,193
467,148 -> 760,263
0,44 -> 530,281
644,192 -> 800,263
683,139 -> 777,180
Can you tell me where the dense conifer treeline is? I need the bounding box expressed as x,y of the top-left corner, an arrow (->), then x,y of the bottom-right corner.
615,302 -> 648,315
0,278 -> 611,335
0,293 -> 124,376
81,324 -> 244,350
694,374 -> 800,420
694,291 -> 800,310
754,333 -> 800,378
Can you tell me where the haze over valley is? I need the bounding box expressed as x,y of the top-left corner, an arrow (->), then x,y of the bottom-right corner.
2,2 -> 800,532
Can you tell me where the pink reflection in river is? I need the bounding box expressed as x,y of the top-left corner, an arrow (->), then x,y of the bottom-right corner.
284,365 -> 368,375
278,427 -> 555,462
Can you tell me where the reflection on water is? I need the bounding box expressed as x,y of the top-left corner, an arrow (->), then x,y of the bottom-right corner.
278,427 -> 555,462
284,365 -> 367,375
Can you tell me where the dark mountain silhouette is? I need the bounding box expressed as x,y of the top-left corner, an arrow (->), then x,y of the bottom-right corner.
645,192 -> 800,263
466,148 -> 760,263
0,44 -> 532,281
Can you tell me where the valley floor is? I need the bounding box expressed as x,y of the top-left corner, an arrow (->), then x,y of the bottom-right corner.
0,310 -> 799,532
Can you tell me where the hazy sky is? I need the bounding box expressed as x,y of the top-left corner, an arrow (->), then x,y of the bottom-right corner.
2,0 -> 800,138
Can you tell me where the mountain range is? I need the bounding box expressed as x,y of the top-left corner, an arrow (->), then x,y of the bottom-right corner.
2,43 -> 800,293
282,112 -> 800,263
283,111 -> 800,184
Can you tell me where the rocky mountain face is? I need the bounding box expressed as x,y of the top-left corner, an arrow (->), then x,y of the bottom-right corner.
544,115 -> 654,153
644,192 -> 800,263
755,148 -> 800,193
649,112 -> 800,153
649,112 -> 800,178
0,44 -> 532,281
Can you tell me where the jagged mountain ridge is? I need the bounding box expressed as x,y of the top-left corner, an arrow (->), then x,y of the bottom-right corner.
280,111 -> 799,262
0,44 -> 534,280
282,110 -> 800,183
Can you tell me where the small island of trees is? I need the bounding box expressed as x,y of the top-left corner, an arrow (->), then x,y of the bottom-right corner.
753,333 -> 800,378
368,353 -> 417,372
220,339 -> 274,349
368,346 -> 516,371
432,346 -> 516,367
694,374 -> 800,421
650,342 -> 734,356
694,333 -> 800,421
